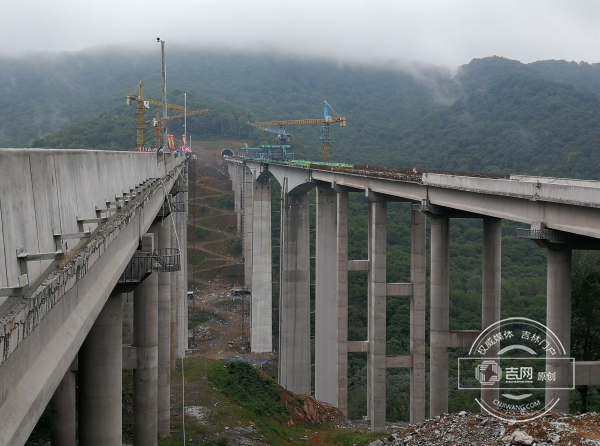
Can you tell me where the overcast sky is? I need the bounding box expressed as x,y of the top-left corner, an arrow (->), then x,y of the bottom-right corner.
3,0 -> 600,68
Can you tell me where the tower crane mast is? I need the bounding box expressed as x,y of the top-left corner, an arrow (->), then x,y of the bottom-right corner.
250,101 -> 346,162
125,81 -> 185,149
148,108 -> 211,148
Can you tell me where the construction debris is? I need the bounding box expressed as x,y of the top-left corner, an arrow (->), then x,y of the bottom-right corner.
369,412 -> 600,446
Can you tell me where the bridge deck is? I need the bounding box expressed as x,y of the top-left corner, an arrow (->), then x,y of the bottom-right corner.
0,149 -> 184,445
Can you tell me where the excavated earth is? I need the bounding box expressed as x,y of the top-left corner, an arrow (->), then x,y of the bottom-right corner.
369,412 -> 600,446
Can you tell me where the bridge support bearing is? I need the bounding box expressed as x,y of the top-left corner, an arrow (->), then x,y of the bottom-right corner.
367,198 -> 387,431
410,209 -> 427,423
546,248 -> 572,414
430,216 -> 450,418
157,218 -> 172,437
251,179 -> 273,353
79,291 -> 123,446
134,233 -> 159,445
315,186 -> 339,406
279,192 -> 311,395
51,365 -> 77,446
481,218 -> 502,408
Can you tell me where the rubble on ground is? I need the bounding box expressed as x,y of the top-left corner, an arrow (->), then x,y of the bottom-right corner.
281,388 -> 352,428
369,412 -> 600,446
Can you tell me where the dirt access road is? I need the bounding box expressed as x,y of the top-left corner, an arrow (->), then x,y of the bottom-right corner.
186,142 -> 276,372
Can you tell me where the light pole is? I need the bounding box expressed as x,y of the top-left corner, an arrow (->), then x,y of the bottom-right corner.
157,38 -> 167,150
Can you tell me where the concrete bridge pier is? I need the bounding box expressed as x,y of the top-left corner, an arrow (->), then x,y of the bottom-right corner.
430,216 -> 450,417
78,291 -> 123,446
157,218 -> 172,437
175,178 -> 189,359
367,197 -> 387,431
123,292 -> 134,345
231,162 -> 243,236
279,192 -> 311,395
336,187 -> 350,415
481,218 -> 502,408
170,223 -> 178,370
183,168 -> 189,356
134,233 -> 159,445
546,248 -> 572,414
243,166 -> 254,288
410,208 -> 427,423
50,364 -> 77,446
251,178 -> 273,353
315,185 -> 340,407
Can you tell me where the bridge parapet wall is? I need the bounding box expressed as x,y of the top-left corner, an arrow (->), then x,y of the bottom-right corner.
0,149 -> 184,367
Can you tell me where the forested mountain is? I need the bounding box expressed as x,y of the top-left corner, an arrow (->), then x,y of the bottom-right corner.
3,49 -> 600,179
5,48 -> 600,420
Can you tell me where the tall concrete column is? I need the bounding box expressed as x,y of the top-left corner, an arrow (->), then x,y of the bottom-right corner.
251,178 -> 272,353
546,248 -> 572,414
243,164 -> 254,287
176,183 -> 187,358
79,291 -> 123,446
234,163 -> 243,236
157,218 -> 172,437
134,233 -> 159,445
170,217 -> 178,369
183,163 -> 189,354
481,217 -> 502,407
51,366 -> 76,446
410,208 -> 426,423
279,192 -> 311,395
430,216 -> 449,417
315,185 -> 338,406
122,292 -> 133,345
336,187 -> 349,415
367,198 -> 387,431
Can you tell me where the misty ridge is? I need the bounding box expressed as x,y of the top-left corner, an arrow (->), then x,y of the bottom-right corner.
3,46 -> 600,178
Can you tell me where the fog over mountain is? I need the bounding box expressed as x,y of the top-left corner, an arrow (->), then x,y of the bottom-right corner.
2,1 -> 600,67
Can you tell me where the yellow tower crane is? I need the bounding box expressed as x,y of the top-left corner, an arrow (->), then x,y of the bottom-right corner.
125,81 -> 185,149
148,108 -> 211,149
250,101 -> 346,162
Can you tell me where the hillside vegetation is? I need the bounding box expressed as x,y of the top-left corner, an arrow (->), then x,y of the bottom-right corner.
2,49 -> 600,178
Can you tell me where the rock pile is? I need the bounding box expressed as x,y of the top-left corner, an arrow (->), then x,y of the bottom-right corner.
282,388 -> 352,428
369,412 -> 600,446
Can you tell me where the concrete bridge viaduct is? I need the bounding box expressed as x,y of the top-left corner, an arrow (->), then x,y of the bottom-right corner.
227,158 -> 600,431
0,149 -> 189,445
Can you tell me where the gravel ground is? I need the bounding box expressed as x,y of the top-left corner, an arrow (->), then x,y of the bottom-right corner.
369,412 -> 600,446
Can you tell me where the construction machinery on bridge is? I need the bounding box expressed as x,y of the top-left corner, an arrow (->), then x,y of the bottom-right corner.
248,122 -> 292,145
148,108 -> 210,149
249,100 -> 346,162
125,81 -> 210,149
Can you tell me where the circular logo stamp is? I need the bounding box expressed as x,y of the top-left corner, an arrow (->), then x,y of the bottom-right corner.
458,317 -> 574,422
